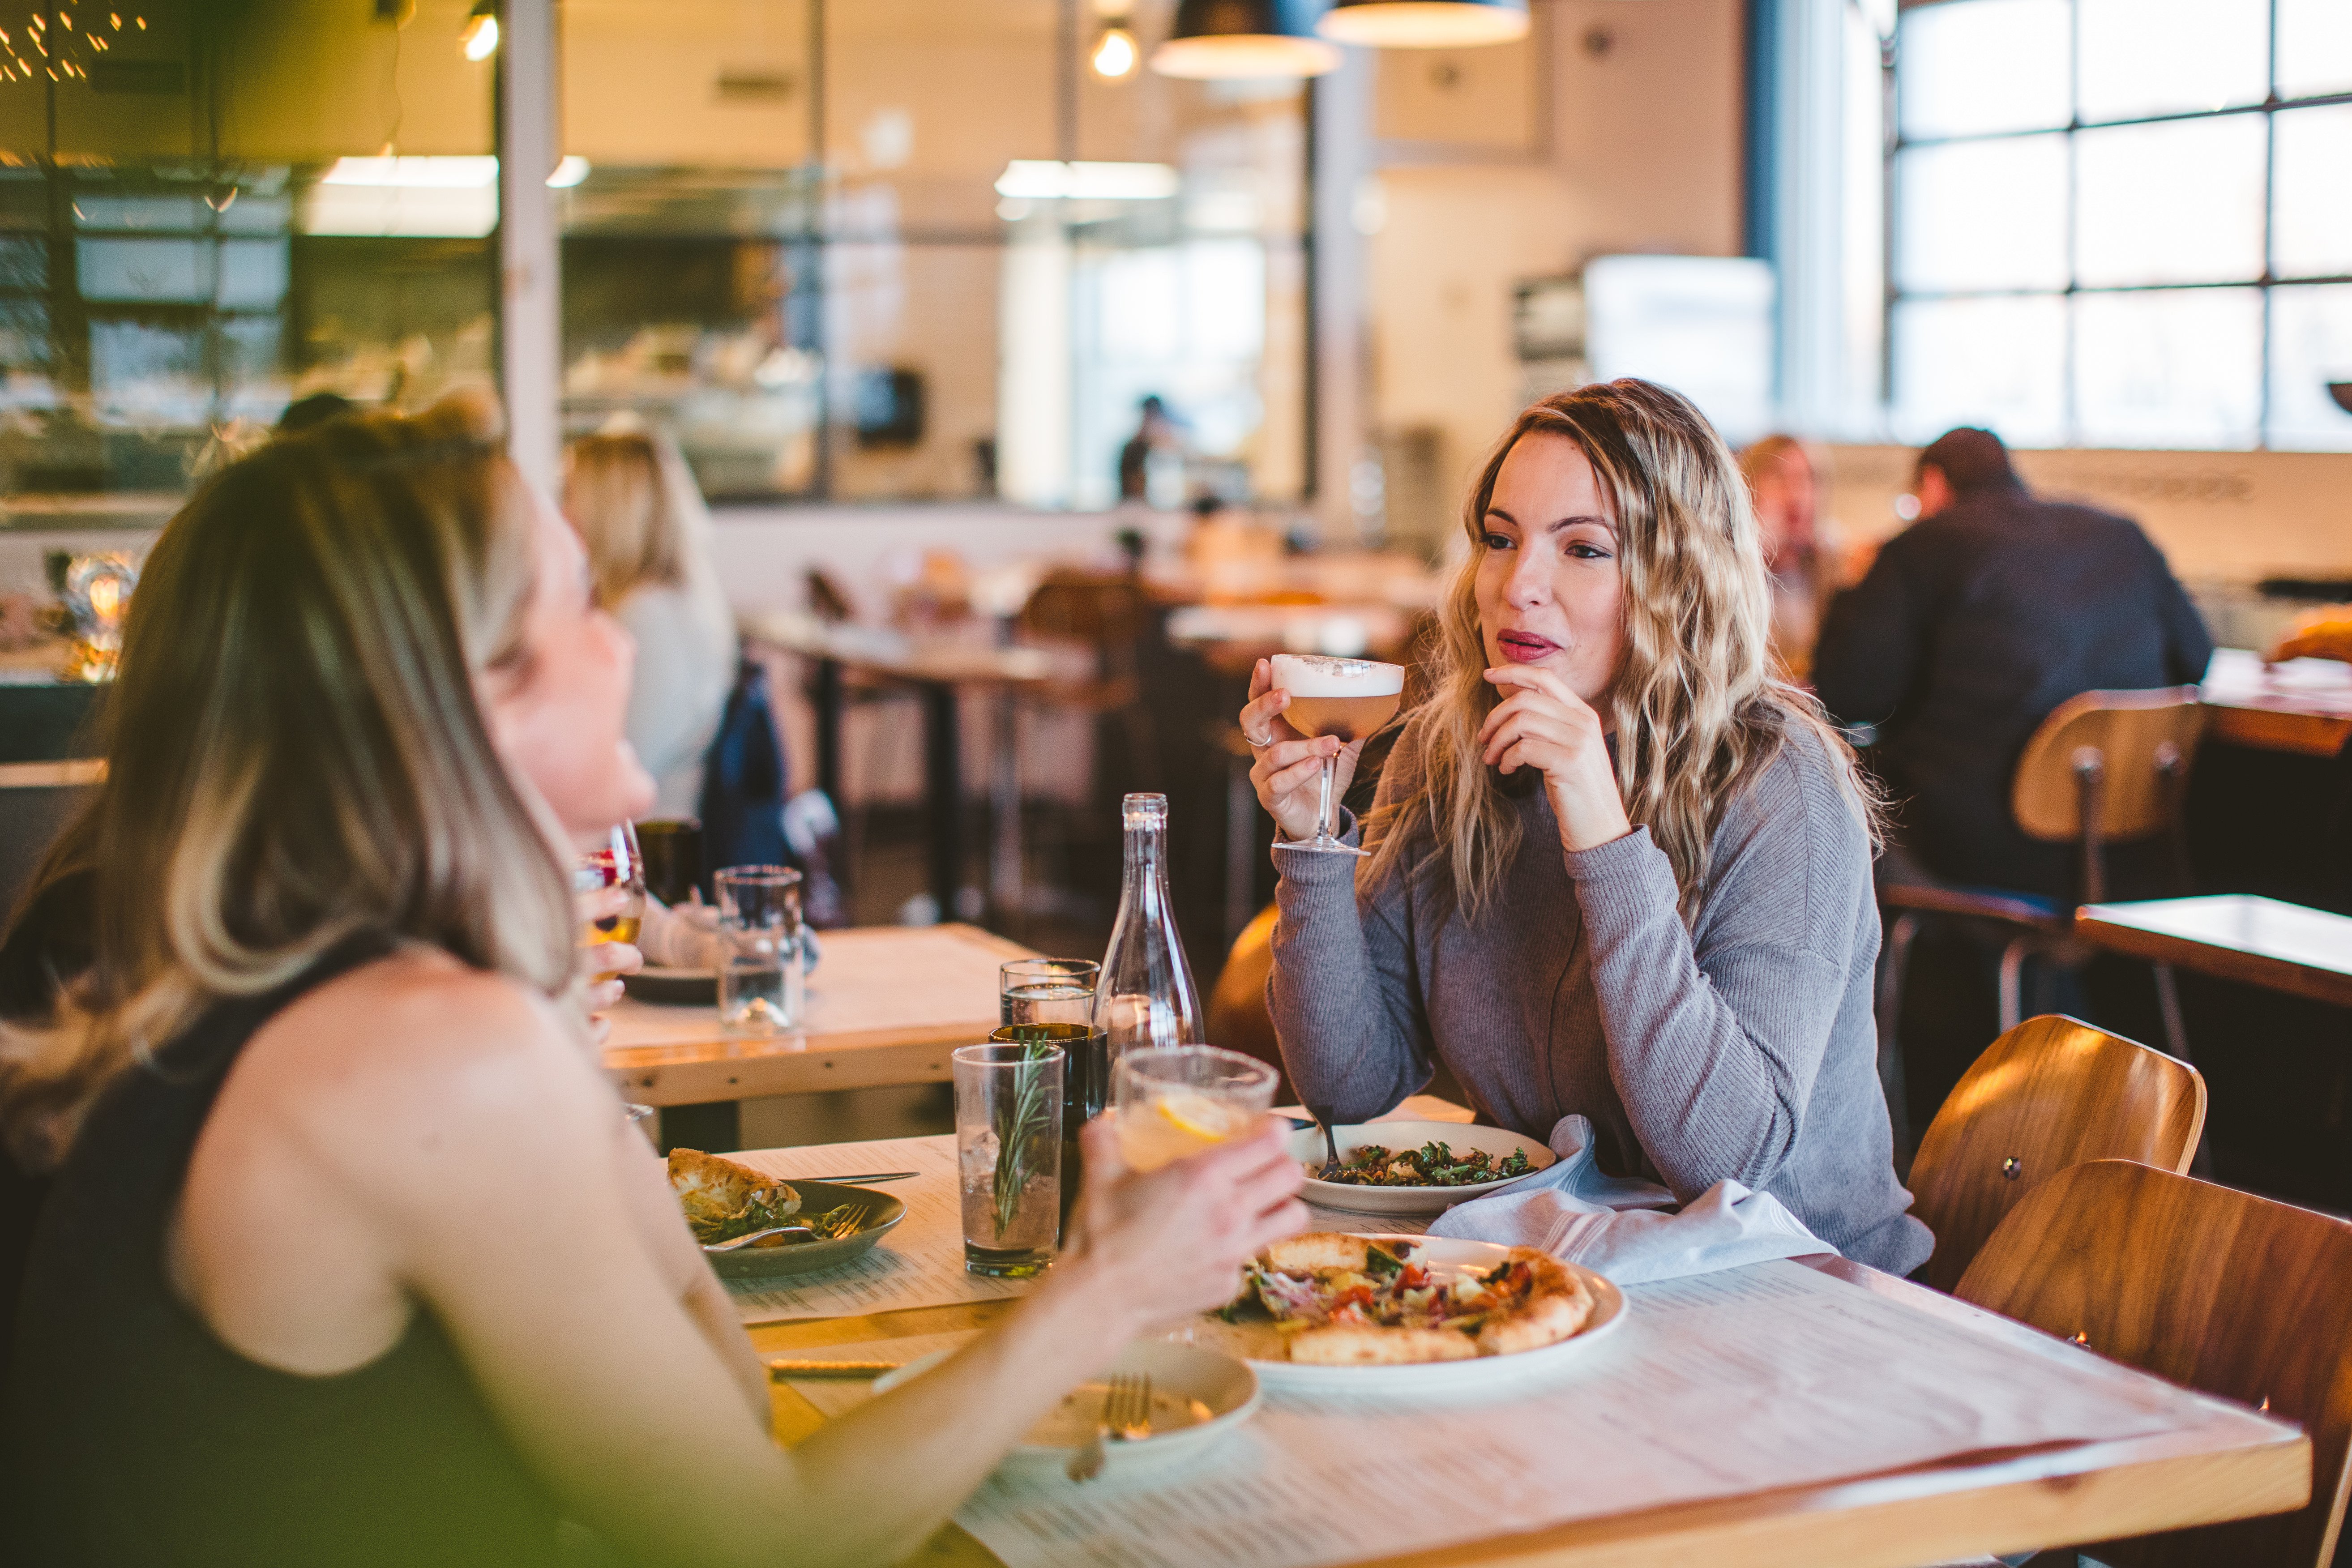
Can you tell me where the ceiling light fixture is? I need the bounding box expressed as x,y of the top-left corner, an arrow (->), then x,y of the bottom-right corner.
1152,0 -> 1337,80
461,0 -> 499,62
1091,24 -> 1139,78
1316,0 -> 1530,48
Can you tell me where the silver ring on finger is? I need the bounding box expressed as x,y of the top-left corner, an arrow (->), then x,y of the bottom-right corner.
1244,730 -> 1276,748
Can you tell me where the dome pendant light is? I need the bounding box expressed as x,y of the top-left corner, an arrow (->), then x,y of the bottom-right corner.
1152,0 -> 1339,80
1317,0 -> 1530,48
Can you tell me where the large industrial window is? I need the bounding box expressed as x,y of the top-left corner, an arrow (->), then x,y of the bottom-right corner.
1889,0 -> 2352,450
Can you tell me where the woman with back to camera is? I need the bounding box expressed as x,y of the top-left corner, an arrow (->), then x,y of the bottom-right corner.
562,429 -> 738,816
1244,380 -> 1929,1275
0,409 -> 1305,1567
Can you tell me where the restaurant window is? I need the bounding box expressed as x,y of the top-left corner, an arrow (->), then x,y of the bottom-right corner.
1889,0 -> 2352,451
0,1 -> 499,529
555,0 -> 1310,506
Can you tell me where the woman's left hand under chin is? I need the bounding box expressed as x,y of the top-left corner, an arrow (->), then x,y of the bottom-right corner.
1477,665 -> 1633,854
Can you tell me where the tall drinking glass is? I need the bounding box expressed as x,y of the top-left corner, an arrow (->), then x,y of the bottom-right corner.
715,865 -> 804,1036
1113,1046 -> 1278,1173
954,1039 -> 1066,1277
1000,960 -> 1103,1232
633,818 -> 704,907
1268,654 -> 1404,858
575,822 -> 646,982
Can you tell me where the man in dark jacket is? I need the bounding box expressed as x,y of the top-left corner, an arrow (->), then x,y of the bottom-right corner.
1813,427 -> 2214,901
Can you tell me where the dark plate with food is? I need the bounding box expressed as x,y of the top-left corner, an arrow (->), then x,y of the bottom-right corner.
669,1149 -> 906,1283
1283,1121 -> 1555,1216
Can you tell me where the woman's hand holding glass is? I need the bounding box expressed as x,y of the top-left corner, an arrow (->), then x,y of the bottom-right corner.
1479,664 -> 1632,854
1241,657 -> 1369,843
1059,1115 -> 1306,1322
575,881 -> 644,1043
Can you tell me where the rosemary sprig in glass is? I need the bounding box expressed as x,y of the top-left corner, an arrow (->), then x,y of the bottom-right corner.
990,1036 -> 1062,1239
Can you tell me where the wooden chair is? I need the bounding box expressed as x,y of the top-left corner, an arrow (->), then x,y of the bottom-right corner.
1956,1160 -> 2352,1567
1207,903 -> 1288,1102
1909,1014 -> 2205,1292
1879,688 -> 2207,1065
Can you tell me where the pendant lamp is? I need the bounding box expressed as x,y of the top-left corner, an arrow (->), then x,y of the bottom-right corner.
1152,0 -> 1339,79
1316,0 -> 1529,47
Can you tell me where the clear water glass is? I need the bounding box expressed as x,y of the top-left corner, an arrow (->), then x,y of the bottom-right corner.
1001,959 -> 1103,1235
715,865 -> 804,1036
954,1039 -> 1066,1278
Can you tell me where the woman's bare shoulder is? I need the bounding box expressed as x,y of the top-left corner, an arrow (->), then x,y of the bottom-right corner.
225,947 -> 603,1198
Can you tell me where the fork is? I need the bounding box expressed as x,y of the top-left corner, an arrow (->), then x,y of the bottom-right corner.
826,1203 -> 872,1239
1066,1372 -> 1154,1483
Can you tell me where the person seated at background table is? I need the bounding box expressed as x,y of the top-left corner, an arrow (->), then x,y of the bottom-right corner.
1811,427 -> 2214,901
0,409 -> 1305,1568
1737,434 -> 1834,678
1242,379 -> 1930,1277
562,429 -> 737,817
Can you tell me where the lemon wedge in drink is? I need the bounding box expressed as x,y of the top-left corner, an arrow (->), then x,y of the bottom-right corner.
1156,1093 -> 1239,1141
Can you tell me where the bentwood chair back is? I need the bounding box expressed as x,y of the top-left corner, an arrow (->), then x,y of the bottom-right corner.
1909,1015 -> 2204,1293
1957,1159 -> 2352,1567
2010,687 -> 2207,897
1207,903 -> 1288,1102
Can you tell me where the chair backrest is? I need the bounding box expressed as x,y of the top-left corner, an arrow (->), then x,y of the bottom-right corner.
1206,902 -> 1288,1102
1958,1160 -> 2352,1568
1910,1014 -> 2204,1293
2012,687 -> 2206,844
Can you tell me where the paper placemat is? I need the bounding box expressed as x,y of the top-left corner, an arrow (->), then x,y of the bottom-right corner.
723,1136 -> 1032,1324
952,1258 -> 2216,1568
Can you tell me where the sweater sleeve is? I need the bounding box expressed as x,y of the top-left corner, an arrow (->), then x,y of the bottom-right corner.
1265,765 -> 1436,1124
1563,752 -> 1869,1201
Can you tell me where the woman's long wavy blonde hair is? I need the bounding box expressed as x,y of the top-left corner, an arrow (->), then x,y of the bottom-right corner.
0,406 -> 579,1169
1364,379 -> 1878,920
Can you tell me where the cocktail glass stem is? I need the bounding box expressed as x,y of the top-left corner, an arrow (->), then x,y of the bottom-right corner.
1317,755 -> 1338,842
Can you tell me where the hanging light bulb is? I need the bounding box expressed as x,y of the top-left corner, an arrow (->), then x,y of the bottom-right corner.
461,0 -> 499,61
1152,0 -> 1337,80
1316,0 -> 1530,48
1091,23 -> 1139,78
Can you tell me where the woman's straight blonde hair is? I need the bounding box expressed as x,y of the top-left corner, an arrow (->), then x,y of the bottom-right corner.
0,405 -> 579,1170
562,432 -> 695,611
1364,379 -> 1878,921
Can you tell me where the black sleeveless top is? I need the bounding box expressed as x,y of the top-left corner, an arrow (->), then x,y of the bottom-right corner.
1,938 -> 566,1568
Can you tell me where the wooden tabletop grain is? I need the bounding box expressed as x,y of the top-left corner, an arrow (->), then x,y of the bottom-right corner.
602,923 -> 1038,1106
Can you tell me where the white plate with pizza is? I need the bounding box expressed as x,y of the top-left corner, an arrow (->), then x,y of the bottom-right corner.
1288,1121 -> 1557,1216
1185,1231 -> 1626,1396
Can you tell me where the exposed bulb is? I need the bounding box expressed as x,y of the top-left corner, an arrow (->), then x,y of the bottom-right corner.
1091,24 -> 1138,79
461,10 -> 498,61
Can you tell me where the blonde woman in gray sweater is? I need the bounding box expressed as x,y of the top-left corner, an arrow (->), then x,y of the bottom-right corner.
1244,380 -> 1930,1275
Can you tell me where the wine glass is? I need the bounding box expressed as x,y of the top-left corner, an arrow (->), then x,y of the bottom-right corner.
575,822 -> 647,984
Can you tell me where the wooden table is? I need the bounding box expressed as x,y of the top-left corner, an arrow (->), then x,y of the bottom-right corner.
2076,894 -> 2352,1011
751,1137 -> 2306,1568
602,923 -> 1035,1147
744,611 -> 1056,923
2201,648 -> 2352,758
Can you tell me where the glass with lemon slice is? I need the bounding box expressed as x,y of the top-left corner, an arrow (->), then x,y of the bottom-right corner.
1113,1047 -> 1279,1174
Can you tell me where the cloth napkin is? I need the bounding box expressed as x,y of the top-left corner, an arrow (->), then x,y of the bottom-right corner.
1425,1115 -> 1836,1284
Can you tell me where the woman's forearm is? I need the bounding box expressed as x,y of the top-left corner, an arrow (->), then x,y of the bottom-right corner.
1265,820 -> 1429,1120
780,1258 -> 1142,1564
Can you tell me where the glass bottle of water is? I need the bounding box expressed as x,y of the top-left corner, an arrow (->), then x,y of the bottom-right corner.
1093,793 -> 1204,1062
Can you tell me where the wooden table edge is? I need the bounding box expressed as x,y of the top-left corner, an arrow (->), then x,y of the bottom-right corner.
2072,912 -> 2352,1010
2202,700 -> 2352,759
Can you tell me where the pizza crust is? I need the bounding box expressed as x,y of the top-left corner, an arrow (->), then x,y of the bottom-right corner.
1477,1256 -> 1594,1355
1291,1324 -> 1480,1365
1263,1233 -> 1377,1273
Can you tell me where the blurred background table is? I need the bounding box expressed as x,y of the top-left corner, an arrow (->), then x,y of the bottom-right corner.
602,922 -> 1034,1151
2077,895 -> 2352,1011
2199,648 -> 2352,757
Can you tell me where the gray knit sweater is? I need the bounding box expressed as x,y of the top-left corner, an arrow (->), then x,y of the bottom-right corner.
1268,714 -> 1933,1277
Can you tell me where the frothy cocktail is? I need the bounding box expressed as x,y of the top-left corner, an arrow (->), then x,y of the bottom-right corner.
1270,654 -> 1404,743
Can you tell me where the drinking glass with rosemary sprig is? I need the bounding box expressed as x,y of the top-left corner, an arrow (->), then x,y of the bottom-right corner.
951,1035 -> 1068,1278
